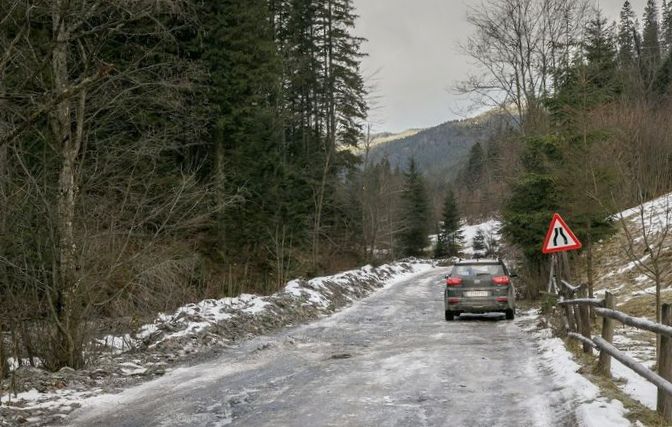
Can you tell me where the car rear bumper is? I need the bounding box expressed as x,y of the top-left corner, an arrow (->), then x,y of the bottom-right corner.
445,298 -> 514,313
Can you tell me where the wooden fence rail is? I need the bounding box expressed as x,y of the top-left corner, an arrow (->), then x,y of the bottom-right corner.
560,289 -> 672,420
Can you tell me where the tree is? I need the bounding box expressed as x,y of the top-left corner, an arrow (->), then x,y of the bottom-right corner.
459,0 -> 590,129
618,1 -> 639,67
642,0 -> 662,90
398,159 -> 431,257
464,142 -> 485,191
0,0 -> 211,370
662,0 -> 672,53
584,13 -> 619,92
435,190 -> 463,258
200,0 -> 287,284
618,1 -> 643,95
472,229 -> 487,257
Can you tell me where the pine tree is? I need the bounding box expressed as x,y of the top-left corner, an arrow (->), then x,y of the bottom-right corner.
484,230 -> 500,258
663,0 -> 672,53
201,0 -> 287,276
398,159 -> 431,257
642,0 -> 662,88
464,142 -> 485,191
618,2 -> 638,69
435,190 -> 463,258
472,229 -> 486,257
584,13 -> 619,92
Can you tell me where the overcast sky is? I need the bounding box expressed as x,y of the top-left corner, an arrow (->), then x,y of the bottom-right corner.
355,0 -> 648,133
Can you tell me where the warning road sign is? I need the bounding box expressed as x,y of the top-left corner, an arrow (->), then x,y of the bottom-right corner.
542,213 -> 582,254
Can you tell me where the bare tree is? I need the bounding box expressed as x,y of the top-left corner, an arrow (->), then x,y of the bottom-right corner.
0,0 -> 219,370
459,0 -> 590,129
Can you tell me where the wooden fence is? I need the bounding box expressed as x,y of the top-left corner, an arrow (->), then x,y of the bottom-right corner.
558,282 -> 672,420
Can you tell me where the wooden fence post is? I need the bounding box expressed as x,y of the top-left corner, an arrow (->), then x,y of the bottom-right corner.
572,293 -> 582,334
596,292 -> 615,377
579,286 -> 593,353
657,304 -> 672,420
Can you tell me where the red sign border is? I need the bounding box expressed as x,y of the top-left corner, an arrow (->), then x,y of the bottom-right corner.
542,213 -> 583,254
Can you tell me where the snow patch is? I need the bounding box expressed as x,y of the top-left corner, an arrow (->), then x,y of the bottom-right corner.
529,314 -> 631,426
459,219 -> 501,255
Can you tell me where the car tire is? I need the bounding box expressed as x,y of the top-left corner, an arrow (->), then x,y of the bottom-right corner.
505,309 -> 515,320
445,311 -> 454,321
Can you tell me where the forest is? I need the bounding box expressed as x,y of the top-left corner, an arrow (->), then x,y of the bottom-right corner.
0,0 -> 384,372
2,0 -> 672,376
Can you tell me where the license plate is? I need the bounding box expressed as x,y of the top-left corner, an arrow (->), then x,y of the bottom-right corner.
464,291 -> 489,298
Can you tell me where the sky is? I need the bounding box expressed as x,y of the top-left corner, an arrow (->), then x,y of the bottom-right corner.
354,0 -> 648,134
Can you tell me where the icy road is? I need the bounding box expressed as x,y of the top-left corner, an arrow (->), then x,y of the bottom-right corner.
67,268 -> 612,426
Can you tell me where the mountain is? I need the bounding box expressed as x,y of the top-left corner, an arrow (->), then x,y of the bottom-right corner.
365,111 -> 510,182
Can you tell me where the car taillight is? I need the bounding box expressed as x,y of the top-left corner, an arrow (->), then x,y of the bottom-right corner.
447,297 -> 460,304
496,297 -> 509,303
492,276 -> 510,286
446,277 -> 463,286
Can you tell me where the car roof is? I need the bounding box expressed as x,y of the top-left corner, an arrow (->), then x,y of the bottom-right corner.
454,258 -> 501,265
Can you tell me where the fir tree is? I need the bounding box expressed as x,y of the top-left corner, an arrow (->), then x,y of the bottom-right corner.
398,159 -> 431,257
618,2 -> 638,69
201,0 -> 286,270
584,13 -> 619,91
435,190 -> 463,258
464,142 -> 485,191
642,0 -> 662,88
472,229 -> 486,257
663,0 -> 672,53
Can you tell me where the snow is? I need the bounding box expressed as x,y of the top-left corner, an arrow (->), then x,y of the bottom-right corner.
527,311 -> 631,426
3,261 -> 434,423
612,359 -> 657,410
459,218 -> 501,255
64,263 -> 429,367
608,329 -> 658,410
617,193 -> 672,236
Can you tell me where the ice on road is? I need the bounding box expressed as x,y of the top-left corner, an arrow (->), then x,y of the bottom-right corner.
67,269 -> 615,426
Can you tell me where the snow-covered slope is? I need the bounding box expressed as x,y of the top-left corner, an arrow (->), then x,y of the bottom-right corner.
0,260 -> 433,425
586,192 -> 672,411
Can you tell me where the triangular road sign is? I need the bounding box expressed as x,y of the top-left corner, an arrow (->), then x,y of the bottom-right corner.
542,213 -> 582,254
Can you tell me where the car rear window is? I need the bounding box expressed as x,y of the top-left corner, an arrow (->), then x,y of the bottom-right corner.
452,264 -> 504,277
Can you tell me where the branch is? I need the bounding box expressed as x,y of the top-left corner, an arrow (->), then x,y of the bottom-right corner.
0,65 -> 112,148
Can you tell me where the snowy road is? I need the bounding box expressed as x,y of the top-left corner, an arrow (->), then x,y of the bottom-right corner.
67,268 -> 586,426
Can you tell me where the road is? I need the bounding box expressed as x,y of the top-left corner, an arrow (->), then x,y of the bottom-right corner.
67,268 -> 581,426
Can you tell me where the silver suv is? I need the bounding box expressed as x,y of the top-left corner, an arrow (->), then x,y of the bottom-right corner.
444,259 -> 516,321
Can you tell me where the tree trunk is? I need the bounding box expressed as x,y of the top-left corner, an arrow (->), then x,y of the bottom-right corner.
52,1 -> 83,369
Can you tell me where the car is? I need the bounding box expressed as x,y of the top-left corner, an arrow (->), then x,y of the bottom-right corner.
443,258 -> 516,321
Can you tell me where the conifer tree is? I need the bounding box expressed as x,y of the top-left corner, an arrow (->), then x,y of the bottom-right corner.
464,142 -> 485,191
584,13 -> 619,91
663,0 -> 672,53
642,0 -> 662,88
201,0 -> 287,274
398,159 -> 431,257
435,190 -> 463,258
618,2 -> 638,70
472,229 -> 487,257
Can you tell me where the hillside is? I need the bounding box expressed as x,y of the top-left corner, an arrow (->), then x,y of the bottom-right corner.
365,111 -> 510,180
592,193 -> 672,319
568,193 -> 672,412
